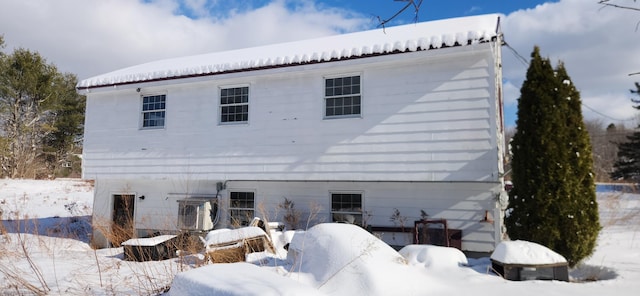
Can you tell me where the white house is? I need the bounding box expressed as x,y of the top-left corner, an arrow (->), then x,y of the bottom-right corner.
78,14 -> 508,253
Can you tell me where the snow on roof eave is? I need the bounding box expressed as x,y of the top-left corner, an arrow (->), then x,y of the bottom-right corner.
76,14 -> 502,91
77,39 -> 497,91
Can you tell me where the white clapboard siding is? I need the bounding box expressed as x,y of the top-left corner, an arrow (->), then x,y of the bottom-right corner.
90,179 -> 502,252
83,44 -> 500,183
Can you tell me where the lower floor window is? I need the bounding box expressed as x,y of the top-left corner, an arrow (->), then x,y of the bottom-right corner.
331,193 -> 363,225
229,191 -> 255,227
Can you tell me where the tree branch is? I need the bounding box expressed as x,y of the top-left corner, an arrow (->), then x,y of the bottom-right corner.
376,0 -> 424,30
598,0 -> 640,12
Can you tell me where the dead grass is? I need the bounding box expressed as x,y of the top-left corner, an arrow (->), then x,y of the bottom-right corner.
0,217 -> 51,295
0,194 -> 193,295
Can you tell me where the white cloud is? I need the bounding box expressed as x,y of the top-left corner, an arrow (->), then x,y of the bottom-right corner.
0,0 -> 369,79
502,0 -> 640,127
1,0 -> 637,128
465,6 -> 482,15
502,80 -> 521,107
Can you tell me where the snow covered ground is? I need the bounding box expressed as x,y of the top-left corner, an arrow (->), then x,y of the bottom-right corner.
0,179 -> 638,295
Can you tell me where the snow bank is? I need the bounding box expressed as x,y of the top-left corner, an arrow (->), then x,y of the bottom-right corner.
399,244 -> 468,269
168,263 -> 323,296
0,179 -> 93,219
490,240 -> 567,265
3,180 -> 640,295
287,223 -> 404,283
286,223 -> 430,295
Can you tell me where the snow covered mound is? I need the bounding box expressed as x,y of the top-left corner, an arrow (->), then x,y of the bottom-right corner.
286,223 -> 431,295
399,244 -> 468,269
287,223 -> 404,282
169,223 -> 434,296
169,263 -> 323,296
490,240 -> 567,265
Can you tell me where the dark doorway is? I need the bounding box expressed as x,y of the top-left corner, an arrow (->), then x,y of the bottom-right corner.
111,194 -> 135,247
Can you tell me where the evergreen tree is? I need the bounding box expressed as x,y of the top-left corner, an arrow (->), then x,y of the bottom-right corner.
42,72 -> 85,176
611,83 -> 640,180
552,63 -> 600,265
506,47 -> 600,267
0,47 -> 85,178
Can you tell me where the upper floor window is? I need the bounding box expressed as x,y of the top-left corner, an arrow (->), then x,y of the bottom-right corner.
141,94 -> 166,129
325,75 -> 361,119
331,192 -> 363,225
229,191 -> 255,227
220,86 -> 249,123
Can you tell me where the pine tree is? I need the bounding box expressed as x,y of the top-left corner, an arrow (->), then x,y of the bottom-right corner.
611,83 -> 640,180
552,63 -> 599,265
506,47 -> 600,267
0,47 -> 84,178
42,72 -> 85,176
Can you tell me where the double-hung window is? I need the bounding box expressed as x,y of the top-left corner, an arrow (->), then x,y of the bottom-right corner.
229,191 -> 255,227
324,75 -> 361,118
331,192 -> 363,225
220,86 -> 249,123
141,94 -> 166,128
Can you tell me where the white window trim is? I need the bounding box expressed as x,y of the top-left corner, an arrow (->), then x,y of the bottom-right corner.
218,84 -> 250,125
140,93 -> 167,130
323,73 -> 363,120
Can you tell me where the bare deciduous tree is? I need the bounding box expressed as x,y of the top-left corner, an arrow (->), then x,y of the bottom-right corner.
376,0 -> 424,29
599,0 -> 640,12
585,119 -> 632,181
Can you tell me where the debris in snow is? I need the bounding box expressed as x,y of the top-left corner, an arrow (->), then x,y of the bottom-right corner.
122,235 -> 177,247
490,240 -> 569,281
490,240 -> 567,265
3,180 -> 640,295
204,226 -> 275,263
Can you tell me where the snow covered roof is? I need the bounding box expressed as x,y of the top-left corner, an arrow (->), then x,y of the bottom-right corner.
77,14 -> 501,89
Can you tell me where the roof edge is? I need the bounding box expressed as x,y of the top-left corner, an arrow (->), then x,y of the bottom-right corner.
77,14 -> 502,91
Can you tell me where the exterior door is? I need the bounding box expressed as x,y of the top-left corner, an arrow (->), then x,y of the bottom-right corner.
111,194 -> 135,247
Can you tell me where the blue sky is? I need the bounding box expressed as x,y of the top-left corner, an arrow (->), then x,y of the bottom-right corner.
173,1 -> 557,23
1,0 -> 638,128
172,1 -> 559,29
307,0 -> 558,23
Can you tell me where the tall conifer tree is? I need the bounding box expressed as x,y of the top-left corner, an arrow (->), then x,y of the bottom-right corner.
611,83 -> 640,180
506,47 -> 599,267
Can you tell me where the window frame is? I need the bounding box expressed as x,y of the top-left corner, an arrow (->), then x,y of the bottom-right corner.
323,74 -> 362,119
140,93 -> 167,129
228,191 -> 255,227
219,85 -> 250,125
330,191 -> 364,226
